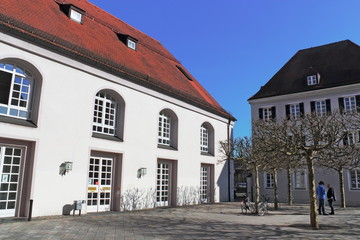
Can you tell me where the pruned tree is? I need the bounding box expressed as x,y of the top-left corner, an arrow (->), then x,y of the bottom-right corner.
317,110 -> 360,208
232,136 -> 266,214
286,111 -> 350,229
253,118 -> 303,208
253,110 -> 359,229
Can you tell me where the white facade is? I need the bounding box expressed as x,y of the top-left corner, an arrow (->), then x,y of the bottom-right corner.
0,32 -> 234,217
249,81 -> 360,206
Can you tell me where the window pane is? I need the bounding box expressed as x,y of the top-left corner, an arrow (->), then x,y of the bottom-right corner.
0,71 -> 12,104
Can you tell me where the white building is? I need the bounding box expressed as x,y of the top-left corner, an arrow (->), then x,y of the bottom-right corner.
248,40 -> 360,206
0,0 -> 235,218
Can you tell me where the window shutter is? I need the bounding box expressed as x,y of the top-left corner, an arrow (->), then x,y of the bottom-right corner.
338,97 -> 344,114
356,95 -> 360,112
343,133 -> 348,146
258,108 -> 263,120
310,101 -> 315,114
285,105 -> 290,119
326,99 -> 331,115
299,103 -> 304,116
271,106 -> 276,119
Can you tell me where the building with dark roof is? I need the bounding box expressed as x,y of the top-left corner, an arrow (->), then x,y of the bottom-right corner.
248,40 -> 360,206
0,0 -> 235,218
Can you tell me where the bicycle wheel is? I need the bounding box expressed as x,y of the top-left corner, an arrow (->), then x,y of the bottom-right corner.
240,202 -> 246,213
258,202 -> 267,216
248,202 -> 255,214
258,203 -> 265,216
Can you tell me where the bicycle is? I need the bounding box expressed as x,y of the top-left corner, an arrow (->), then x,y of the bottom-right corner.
240,195 -> 255,214
258,194 -> 270,216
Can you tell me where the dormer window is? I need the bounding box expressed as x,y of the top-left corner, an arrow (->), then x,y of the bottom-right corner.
127,39 -> 136,50
70,9 -> 83,23
116,33 -> 138,50
176,65 -> 192,81
60,4 -> 85,24
307,75 -> 318,86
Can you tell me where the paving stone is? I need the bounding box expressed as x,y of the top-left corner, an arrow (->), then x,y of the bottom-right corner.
0,203 -> 360,239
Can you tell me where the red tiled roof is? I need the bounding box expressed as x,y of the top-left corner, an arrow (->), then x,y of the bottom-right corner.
0,0 -> 235,120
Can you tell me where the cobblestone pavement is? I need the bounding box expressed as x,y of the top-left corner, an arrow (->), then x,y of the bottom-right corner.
0,203 -> 359,239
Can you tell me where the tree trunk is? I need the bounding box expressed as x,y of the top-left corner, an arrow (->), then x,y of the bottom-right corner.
254,165 -> 260,214
287,168 -> 293,205
307,157 -> 319,229
338,168 -> 346,208
273,169 -> 279,209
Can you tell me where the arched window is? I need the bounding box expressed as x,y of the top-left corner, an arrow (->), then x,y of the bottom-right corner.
0,63 -> 32,119
0,60 -> 42,127
92,90 -> 125,141
158,109 -> 178,149
200,124 -> 209,152
200,122 -> 214,155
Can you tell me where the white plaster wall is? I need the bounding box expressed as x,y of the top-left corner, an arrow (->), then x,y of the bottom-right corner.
0,33 -> 233,216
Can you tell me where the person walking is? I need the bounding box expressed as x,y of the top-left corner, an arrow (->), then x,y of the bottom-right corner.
316,181 -> 328,215
327,184 -> 336,215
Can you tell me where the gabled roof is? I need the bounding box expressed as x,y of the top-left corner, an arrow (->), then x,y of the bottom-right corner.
249,40 -> 360,101
0,0 -> 235,120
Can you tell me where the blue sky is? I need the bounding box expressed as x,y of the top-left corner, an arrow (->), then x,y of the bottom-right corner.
88,0 -> 360,138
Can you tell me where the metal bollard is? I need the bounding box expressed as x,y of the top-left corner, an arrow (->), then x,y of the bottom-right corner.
28,199 -> 33,221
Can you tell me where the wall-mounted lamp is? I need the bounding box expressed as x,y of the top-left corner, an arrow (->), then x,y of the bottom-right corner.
59,161 -> 73,176
137,168 -> 147,178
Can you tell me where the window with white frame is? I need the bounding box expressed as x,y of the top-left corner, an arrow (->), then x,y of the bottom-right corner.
158,112 -> 171,146
200,124 -> 209,153
200,165 -> 210,203
315,100 -> 327,116
157,109 -> 178,149
290,103 -> 300,118
127,39 -> 136,50
344,96 -> 356,113
92,92 -> 117,135
350,169 -> 360,189
294,169 -> 306,189
265,173 -> 274,189
263,108 -> 272,121
307,75 -> 317,86
0,63 -> 32,119
343,130 -> 360,146
259,107 -> 275,121
70,9 -> 82,23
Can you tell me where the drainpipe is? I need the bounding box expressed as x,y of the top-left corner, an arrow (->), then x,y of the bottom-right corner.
227,118 -> 232,202
28,199 -> 33,221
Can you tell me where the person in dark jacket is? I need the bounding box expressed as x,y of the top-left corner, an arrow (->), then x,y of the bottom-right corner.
327,184 -> 336,215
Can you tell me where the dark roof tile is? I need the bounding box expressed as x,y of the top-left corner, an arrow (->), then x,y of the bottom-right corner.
249,40 -> 360,100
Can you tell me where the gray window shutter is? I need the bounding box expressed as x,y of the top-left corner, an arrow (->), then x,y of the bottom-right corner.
310,101 -> 315,113
338,97 -> 344,114
271,106 -> 276,119
356,95 -> 360,112
326,99 -> 331,115
285,105 -> 290,119
299,103 -> 304,116
259,108 -> 263,120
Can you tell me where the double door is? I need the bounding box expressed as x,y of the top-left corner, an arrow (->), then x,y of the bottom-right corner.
87,156 -> 113,212
0,147 -> 22,217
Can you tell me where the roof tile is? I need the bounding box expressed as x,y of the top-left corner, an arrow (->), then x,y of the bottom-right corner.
0,0 -> 234,120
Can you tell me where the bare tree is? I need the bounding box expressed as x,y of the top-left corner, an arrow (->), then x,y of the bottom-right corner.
253,118 -> 303,208
253,111 -> 358,229
232,136 -> 266,214
317,111 -> 360,208
286,111 -> 349,229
